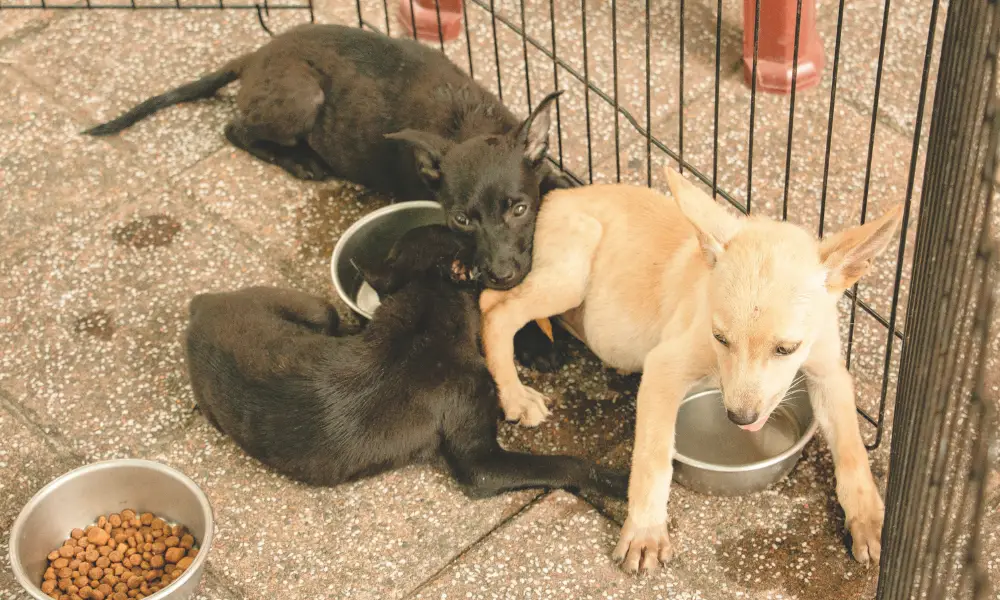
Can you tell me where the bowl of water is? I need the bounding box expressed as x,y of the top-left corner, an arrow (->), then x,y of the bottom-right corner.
330,201 -> 446,319
672,373 -> 817,495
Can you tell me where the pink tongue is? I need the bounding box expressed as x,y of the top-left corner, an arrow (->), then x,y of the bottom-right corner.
739,419 -> 766,432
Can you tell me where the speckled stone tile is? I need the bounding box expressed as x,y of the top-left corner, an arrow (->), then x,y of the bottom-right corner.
149,419 -> 538,599
171,145 -> 389,312
0,67 -> 150,256
591,432 -> 885,599
0,402 -> 81,587
816,0 -> 944,135
0,193 -> 298,461
0,403 -> 248,600
5,10 -> 304,179
410,490 -> 866,600
0,6 -> 63,41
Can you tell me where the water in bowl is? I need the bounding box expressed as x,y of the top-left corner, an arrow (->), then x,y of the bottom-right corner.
356,281 -> 381,315
675,395 -> 802,466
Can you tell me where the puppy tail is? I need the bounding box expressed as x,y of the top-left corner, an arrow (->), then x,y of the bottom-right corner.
83,57 -> 246,136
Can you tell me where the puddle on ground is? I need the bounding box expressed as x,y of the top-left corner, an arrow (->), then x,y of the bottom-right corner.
111,214 -> 182,249
296,185 -> 389,260
74,309 -> 115,340
715,492 -> 873,596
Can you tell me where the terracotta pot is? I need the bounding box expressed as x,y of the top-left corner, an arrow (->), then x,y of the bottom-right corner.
742,0 -> 825,94
398,0 -> 463,42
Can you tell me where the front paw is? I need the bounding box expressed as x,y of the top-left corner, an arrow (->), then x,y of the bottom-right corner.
499,384 -> 551,427
613,519 -> 673,574
515,340 -> 562,373
847,509 -> 883,566
289,162 -> 328,181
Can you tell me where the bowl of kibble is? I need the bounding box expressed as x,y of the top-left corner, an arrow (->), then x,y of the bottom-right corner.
9,459 -> 214,600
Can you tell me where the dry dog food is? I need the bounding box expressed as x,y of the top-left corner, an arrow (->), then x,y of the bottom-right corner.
39,509 -> 199,600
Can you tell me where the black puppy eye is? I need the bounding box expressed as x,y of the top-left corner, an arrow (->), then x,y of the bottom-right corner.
453,213 -> 470,227
511,202 -> 528,217
713,332 -> 729,347
775,342 -> 801,356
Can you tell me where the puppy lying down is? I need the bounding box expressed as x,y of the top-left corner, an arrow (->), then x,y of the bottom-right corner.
185,225 -> 627,498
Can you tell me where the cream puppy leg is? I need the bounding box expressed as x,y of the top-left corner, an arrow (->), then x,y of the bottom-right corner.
480,211 -> 603,426
614,342 -> 699,573
804,324 -> 885,565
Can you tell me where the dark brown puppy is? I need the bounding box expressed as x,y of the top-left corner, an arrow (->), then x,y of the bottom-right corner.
185,225 -> 627,498
88,23 -> 568,370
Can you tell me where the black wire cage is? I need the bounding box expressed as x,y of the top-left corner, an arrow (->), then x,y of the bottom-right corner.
1,0 -> 996,596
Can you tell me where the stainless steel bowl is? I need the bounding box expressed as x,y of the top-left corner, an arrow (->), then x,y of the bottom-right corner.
672,374 -> 817,495
331,200 -> 446,319
9,459 -> 214,600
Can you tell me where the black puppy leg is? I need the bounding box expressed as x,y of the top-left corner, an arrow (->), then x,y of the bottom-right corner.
235,287 -> 340,336
451,447 -> 628,499
514,321 -> 562,372
224,121 -> 330,181
441,393 -> 627,499
272,295 -> 340,337
229,62 -> 332,181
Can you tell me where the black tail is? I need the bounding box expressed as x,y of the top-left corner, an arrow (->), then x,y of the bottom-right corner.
84,62 -> 242,136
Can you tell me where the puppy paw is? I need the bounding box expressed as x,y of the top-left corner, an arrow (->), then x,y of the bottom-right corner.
499,384 -> 551,427
515,343 -> 562,373
613,519 -> 673,574
289,163 -> 327,181
847,510 -> 883,566
513,323 -> 562,373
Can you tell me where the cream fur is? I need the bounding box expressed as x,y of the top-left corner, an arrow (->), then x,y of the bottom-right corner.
480,167 -> 903,573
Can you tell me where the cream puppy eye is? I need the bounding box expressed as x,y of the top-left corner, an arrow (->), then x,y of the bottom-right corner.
775,342 -> 801,356
713,332 -> 729,347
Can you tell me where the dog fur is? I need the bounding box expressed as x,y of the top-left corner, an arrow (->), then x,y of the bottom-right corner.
185,225 -> 627,499
479,168 -> 903,572
84,24 -> 572,292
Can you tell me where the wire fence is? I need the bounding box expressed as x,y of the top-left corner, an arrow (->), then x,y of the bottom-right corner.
2,0 -> 996,594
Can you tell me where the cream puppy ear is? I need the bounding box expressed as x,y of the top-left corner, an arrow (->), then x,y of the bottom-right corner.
664,166 -> 743,266
819,204 -> 904,293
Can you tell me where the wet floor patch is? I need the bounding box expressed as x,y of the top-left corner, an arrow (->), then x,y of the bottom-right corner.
74,309 -> 115,340
715,495 -> 874,597
111,214 -> 183,249
295,184 -> 389,260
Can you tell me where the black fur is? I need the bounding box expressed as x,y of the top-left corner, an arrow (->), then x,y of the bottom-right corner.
85,24 -> 572,287
185,225 -> 626,499
89,23 -> 567,370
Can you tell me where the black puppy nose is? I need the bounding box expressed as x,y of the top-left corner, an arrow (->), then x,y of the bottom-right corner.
726,409 -> 759,426
487,269 -> 516,285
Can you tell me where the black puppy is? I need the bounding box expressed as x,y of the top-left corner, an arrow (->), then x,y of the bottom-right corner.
184,225 -> 626,498
87,24 -> 569,287
89,23 -> 566,369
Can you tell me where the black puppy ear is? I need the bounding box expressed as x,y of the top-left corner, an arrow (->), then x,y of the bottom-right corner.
385,130 -> 453,191
514,90 -> 563,167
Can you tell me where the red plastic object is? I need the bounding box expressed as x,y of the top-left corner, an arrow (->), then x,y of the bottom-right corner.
398,0 -> 463,43
742,0 -> 825,94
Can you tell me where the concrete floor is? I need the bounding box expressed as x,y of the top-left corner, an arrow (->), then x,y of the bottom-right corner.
1,0 -> 997,598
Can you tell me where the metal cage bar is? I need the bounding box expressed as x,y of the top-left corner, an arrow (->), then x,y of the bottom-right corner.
2,0 -> 997,592
876,0 -> 999,596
